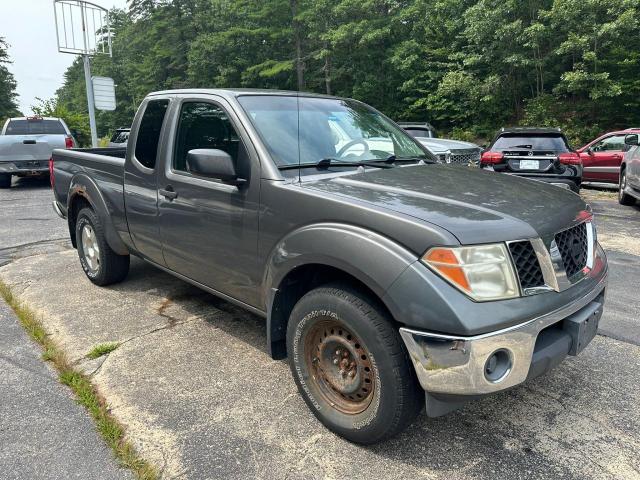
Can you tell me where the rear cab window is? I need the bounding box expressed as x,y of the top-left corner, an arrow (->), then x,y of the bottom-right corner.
492,134 -> 570,152
404,128 -> 433,138
4,119 -> 66,135
134,100 -> 169,169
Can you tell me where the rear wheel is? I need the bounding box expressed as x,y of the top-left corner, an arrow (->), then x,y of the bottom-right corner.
286,284 -> 423,444
75,208 -> 130,286
619,169 -> 636,206
0,174 -> 11,188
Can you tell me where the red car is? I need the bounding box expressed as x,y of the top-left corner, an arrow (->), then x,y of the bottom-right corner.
577,128 -> 640,184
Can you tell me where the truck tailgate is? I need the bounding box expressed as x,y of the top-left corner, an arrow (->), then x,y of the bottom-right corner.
0,134 -> 67,162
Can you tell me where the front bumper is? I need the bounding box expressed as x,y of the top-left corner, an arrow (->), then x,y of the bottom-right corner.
399,269 -> 607,398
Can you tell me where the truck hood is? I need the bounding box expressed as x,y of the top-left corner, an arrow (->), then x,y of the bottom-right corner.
303,164 -> 588,244
416,138 -> 479,153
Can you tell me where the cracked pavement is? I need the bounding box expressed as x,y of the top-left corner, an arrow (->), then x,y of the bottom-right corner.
1,178 -> 639,479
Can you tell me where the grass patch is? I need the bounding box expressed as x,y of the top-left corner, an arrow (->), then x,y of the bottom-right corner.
87,342 -> 120,359
0,280 -> 158,480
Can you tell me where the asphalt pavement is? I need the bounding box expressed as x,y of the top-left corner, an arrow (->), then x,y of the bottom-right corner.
0,178 -> 639,479
0,179 -> 130,479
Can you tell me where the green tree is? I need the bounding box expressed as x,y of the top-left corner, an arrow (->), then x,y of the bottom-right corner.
0,37 -> 21,123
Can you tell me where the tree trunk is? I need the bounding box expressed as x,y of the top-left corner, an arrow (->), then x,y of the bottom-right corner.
324,46 -> 332,95
290,0 -> 304,91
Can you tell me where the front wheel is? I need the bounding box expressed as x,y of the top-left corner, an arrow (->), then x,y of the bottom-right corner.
75,208 -> 130,286
0,174 -> 11,188
619,170 -> 636,206
286,284 -> 423,444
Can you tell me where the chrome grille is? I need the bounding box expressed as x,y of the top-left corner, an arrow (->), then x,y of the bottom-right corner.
449,148 -> 481,165
508,241 -> 545,290
555,223 -> 588,278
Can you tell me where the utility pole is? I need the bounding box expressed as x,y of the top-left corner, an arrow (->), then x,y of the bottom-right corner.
80,2 -> 98,147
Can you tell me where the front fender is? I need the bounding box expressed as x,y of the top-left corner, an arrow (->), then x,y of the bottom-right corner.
68,173 -> 129,255
262,223 -> 419,357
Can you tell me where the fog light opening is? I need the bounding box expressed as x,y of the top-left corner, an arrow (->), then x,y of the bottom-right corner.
484,349 -> 512,383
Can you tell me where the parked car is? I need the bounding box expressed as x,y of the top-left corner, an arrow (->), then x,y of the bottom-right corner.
480,127 -> 582,192
399,122 -> 481,165
577,128 -> 640,185
51,90 -> 607,444
397,122 -> 436,138
619,132 -> 640,206
0,116 -> 75,188
108,127 -> 130,148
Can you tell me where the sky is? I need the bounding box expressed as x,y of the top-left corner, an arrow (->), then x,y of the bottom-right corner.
1,0 -> 128,115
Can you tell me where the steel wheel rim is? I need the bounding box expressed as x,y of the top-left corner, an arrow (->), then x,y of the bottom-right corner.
304,319 -> 376,415
81,224 -> 100,272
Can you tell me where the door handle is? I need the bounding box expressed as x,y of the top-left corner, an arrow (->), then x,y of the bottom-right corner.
613,154 -> 622,160
159,186 -> 178,200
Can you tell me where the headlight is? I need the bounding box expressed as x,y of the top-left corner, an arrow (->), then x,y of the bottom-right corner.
422,244 -> 519,301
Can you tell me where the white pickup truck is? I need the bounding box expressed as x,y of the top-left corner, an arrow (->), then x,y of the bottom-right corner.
0,116 -> 75,188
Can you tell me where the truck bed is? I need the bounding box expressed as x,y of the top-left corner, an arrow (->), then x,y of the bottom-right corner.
51,147 -> 129,240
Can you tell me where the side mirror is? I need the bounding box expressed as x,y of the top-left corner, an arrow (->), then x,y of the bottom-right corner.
186,149 -> 246,185
625,134 -> 639,146
586,147 -> 594,155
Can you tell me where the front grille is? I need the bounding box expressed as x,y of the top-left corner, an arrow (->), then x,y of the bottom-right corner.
508,241 -> 545,290
555,223 -> 588,278
449,148 -> 481,165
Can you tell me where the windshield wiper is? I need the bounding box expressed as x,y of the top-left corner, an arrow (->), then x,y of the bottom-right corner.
505,144 -> 533,149
316,158 -> 394,169
388,155 -> 436,164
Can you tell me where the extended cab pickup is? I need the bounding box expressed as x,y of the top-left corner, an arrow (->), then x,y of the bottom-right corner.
51,89 -> 608,444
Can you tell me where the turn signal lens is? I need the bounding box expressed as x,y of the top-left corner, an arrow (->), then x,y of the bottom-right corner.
423,244 -> 519,301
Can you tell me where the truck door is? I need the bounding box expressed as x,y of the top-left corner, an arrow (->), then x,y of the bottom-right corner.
123,98 -> 171,265
157,96 -> 261,307
580,134 -> 626,183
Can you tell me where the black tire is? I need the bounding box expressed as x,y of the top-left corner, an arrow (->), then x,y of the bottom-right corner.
75,207 -> 130,286
0,174 -> 11,188
619,169 -> 636,206
286,283 -> 423,444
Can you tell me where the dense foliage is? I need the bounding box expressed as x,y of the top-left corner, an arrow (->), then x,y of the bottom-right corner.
54,0 -> 640,147
0,37 -> 20,124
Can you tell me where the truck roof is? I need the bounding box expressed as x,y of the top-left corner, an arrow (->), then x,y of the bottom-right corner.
6,116 -> 62,122
147,88 -> 341,100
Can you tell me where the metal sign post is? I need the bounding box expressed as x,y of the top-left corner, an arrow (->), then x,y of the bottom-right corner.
54,0 -> 112,147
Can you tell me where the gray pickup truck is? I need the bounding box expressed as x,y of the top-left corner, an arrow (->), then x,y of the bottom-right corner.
51,89 -> 608,444
1,116 -> 74,188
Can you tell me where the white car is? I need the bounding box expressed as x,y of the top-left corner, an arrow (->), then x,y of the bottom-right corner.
619,132 -> 640,206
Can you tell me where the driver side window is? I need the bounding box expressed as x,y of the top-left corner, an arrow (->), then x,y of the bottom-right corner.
173,102 -> 241,173
593,135 -> 625,152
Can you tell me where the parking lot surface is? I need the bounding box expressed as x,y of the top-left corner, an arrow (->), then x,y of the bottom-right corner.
1,178 -> 639,479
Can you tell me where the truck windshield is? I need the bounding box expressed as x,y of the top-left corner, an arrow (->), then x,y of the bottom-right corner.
237,95 -> 428,167
4,119 -> 66,135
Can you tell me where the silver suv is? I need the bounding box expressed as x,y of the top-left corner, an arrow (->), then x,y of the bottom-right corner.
398,122 -> 481,166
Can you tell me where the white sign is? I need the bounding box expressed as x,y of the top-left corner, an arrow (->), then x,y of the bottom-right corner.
92,76 -> 116,111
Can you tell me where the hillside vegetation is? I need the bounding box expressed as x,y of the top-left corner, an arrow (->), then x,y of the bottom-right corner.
53,0 -> 640,146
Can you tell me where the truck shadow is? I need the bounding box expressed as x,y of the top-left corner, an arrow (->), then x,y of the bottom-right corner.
116,256 -> 271,356
9,176 -> 51,190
